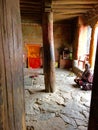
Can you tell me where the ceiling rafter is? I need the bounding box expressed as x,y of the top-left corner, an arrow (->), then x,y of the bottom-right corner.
53,8 -> 90,13
52,5 -> 93,9
20,0 -> 98,23
52,0 -> 98,5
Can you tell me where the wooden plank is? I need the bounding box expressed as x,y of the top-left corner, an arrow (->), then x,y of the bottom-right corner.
53,8 -> 90,13
20,1 -> 41,5
20,5 -> 41,9
0,0 -> 13,129
52,0 -> 98,5
21,10 -> 41,13
52,5 -> 93,9
8,0 -> 26,129
54,14 -> 83,21
0,0 -> 26,130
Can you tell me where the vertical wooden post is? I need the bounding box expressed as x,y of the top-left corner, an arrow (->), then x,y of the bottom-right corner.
73,18 -> 80,60
88,36 -> 98,130
42,12 -> 56,92
89,26 -> 95,69
89,25 -> 96,70
0,0 -> 26,130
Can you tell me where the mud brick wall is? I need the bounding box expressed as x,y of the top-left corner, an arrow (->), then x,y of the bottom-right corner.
22,22 -> 73,64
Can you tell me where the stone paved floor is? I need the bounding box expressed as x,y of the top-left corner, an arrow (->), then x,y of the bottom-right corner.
24,68 -> 92,130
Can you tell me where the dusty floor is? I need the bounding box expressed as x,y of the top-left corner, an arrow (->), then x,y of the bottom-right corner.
24,68 -> 92,130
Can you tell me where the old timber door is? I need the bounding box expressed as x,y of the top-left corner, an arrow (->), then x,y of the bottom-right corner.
0,0 -> 26,130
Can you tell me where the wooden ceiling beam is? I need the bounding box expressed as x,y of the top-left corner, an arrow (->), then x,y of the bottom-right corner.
54,14 -> 81,21
20,0 -> 98,22
84,6 -> 98,21
21,14 -> 41,18
20,5 -> 41,8
21,16 -> 42,22
53,9 -> 88,14
54,13 -> 83,17
21,11 -> 41,14
52,0 -> 98,5
52,5 -> 93,9
20,8 -> 41,11
20,1 -> 42,5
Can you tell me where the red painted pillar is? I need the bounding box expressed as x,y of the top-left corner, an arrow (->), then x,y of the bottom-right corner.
42,11 -> 56,92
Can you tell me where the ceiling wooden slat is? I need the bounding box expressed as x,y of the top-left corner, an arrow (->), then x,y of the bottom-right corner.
52,0 -> 98,5
52,5 -> 93,9
20,1 -> 42,5
53,9 -> 90,13
54,14 -> 82,22
20,5 -> 41,8
21,11 -> 42,14
20,0 -> 98,23
21,8 -> 41,11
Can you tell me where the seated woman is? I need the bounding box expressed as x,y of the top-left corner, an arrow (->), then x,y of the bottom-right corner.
74,63 -> 93,90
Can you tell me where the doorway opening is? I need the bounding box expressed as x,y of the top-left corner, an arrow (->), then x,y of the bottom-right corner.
22,21 -> 97,130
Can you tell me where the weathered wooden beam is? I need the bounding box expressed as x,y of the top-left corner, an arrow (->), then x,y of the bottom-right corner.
0,0 -> 26,130
21,13 -> 42,20
21,13 -> 41,17
20,5 -> 41,9
42,0 -> 52,12
20,1 -> 41,5
52,4 -> 93,9
42,12 -> 56,92
84,6 -> 98,25
88,37 -> 98,130
53,8 -> 89,13
52,0 -> 98,5
54,14 -> 83,21
21,17 -> 42,24
72,18 -> 81,60
89,27 -> 95,69
21,10 -> 41,13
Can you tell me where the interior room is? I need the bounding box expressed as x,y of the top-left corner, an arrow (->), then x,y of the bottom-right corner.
21,1 -> 98,129
0,0 -> 98,130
